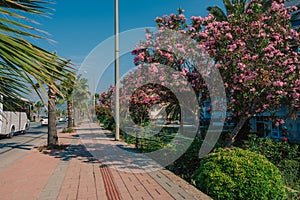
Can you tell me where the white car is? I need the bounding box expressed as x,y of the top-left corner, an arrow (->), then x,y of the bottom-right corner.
58,117 -> 67,122
40,116 -> 48,126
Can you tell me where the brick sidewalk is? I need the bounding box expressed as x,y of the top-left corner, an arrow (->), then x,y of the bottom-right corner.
0,122 -> 211,200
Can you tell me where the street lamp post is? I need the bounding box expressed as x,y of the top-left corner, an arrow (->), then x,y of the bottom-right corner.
115,0 -> 120,141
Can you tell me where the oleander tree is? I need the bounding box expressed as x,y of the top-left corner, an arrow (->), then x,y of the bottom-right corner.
96,86 -> 115,129
119,65 -> 180,126
99,85 -> 114,108
131,0 -> 299,146
199,0 -> 299,145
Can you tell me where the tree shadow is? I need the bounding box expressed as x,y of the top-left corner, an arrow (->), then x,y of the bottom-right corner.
0,142 -> 35,154
41,136 -> 99,164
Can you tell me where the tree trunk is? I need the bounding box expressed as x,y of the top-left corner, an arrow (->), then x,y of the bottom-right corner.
196,124 -> 203,140
67,100 -> 73,128
226,116 -> 249,147
37,109 -> 41,121
48,87 -> 58,147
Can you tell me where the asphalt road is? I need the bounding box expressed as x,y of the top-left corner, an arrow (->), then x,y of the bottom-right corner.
0,121 -> 67,172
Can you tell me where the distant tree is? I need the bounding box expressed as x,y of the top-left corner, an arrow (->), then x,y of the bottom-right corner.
47,58 -> 73,147
34,101 -> 44,121
94,93 -> 100,107
73,74 -> 91,124
207,0 -> 272,21
58,72 -> 76,128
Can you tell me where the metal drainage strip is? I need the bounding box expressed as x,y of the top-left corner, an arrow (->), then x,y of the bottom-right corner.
100,164 -> 122,200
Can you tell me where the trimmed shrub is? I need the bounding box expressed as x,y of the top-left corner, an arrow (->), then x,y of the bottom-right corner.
193,148 -> 287,200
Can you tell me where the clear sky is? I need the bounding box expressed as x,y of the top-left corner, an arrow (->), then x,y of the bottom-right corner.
32,0 -> 224,93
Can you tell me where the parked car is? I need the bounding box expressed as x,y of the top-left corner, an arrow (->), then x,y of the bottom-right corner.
58,117 -> 67,122
40,116 -> 48,126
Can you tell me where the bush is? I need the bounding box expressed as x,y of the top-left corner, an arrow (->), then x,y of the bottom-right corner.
102,115 -> 115,131
167,137 -> 202,181
62,127 -> 74,133
244,134 -> 299,187
193,148 -> 287,200
278,159 -> 300,187
95,106 -> 115,131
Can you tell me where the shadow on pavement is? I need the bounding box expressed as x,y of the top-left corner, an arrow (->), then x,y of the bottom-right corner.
41,136 -> 99,164
0,142 -> 34,152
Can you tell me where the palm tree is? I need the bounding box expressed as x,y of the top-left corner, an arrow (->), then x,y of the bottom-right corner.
1,1 -> 74,147
61,109 -> 67,117
47,84 -> 58,146
95,93 -> 100,106
34,101 -> 44,121
0,0 -> 73,111
207,0 -> 272,21
58,72 -> 76,128
207,0 -> 247,21
47,58 -> 73,146
73,74 -> 91,125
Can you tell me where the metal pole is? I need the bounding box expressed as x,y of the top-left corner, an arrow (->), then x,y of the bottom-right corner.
114,0 -> 120,140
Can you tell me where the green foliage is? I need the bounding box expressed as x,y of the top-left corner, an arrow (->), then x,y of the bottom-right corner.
193,148 -> 287,200
244,135 -> 299,162
244,135 -> 300,187
62,127 -> 74,133
123,127 -> 178,152
96,106 -> 115,131
167,136 -> 202,181
0,0 -> 73,108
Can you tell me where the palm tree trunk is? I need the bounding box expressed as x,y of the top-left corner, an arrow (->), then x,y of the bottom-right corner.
37,108 -> 41,121
48,87 -> 58,147
67,100 -> 73,128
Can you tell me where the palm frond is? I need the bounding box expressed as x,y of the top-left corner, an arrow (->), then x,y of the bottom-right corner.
207,6 -> 227,21
0,0 -> 74,110
224,0 -> 234,15
0,0 -> 52,14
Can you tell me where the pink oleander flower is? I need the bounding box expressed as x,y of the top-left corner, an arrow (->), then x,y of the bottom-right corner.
228,44 -> 237,51
273,81 -> 284,87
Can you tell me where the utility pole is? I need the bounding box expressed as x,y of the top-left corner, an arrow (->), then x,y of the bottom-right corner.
114,0 -> 120,141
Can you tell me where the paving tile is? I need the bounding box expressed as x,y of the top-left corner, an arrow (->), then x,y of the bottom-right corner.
0,151 -> 59,200
0,121 -> 212,200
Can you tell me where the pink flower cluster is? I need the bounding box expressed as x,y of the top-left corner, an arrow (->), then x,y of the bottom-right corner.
124,0 -> 299,126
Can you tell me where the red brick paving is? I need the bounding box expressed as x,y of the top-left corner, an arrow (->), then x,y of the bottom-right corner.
0,123 -> 211,200
0,151 -> 59,200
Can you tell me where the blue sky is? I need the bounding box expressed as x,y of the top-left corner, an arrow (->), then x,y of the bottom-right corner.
34,0 -> 224,93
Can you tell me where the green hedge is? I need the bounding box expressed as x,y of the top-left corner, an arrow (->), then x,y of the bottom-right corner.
193,148 -> 287,200
244,134 -> 299,187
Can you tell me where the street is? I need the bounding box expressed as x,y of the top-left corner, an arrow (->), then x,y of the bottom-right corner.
0,121 -> 66,172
